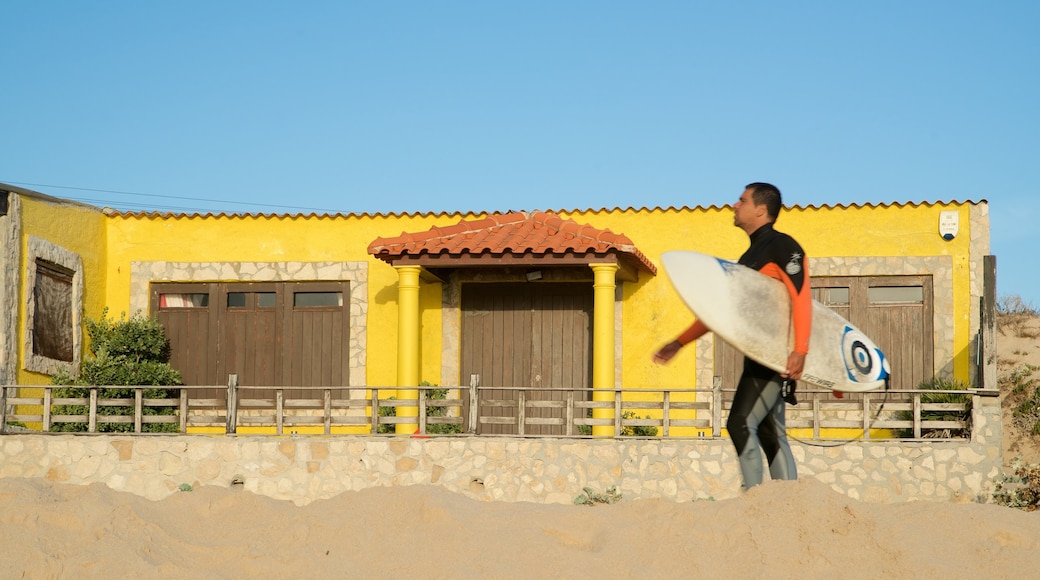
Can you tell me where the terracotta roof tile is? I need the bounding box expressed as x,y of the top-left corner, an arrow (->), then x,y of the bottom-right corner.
97,199 -> 985,219
368,211 -> 656,274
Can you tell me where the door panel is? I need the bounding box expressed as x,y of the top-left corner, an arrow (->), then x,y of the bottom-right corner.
462,283 -> 592,435
152,281 -> 350,399
715,275 -> 932,393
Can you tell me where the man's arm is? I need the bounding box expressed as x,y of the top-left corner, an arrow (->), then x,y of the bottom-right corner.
758,255 -> 811,379
652,319 -> 709,364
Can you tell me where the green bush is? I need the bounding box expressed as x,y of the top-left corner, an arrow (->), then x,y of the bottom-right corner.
576,410 -> 658,436
50,309 -> 181,433
377,382 -> 463,434
895,377 -> 973,438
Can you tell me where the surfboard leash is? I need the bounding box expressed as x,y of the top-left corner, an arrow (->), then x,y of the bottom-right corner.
786,379 -> 892,448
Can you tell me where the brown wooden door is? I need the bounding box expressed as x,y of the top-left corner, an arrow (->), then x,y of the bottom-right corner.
461,283 -> 593,435
714,275 -> 933,393
152,281 -> 350,398
153,283 -> 217,395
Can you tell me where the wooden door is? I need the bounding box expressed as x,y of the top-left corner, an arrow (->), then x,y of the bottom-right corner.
714,275 -> 933,393
461,283 -> 593,435
152,281 -> 351,398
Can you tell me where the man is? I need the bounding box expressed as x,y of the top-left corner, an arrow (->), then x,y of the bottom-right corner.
652,182 -> 811,490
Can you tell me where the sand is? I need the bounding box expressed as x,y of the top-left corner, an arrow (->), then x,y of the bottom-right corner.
2,315 -> 1039,578
1,477 -> 1040,578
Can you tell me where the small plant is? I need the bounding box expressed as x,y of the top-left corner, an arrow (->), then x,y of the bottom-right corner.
573,486 -> 622,506
377,382 -> 463,434
996,294 -> 1040,338
423,382 -> 463,435
377,396 -> 397,434
178,483 -> 193,492
895,377 -> 973,438
992,462 -> 1040,511
574,410 -> 658,436
1002,364 -> 1040,436
621,411 -> 658,437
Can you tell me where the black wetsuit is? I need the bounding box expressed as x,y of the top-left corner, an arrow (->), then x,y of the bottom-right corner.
726,223 -> 810,489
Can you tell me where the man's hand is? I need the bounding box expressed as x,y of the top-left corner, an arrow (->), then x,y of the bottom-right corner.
782,351 -> 805,380
652,340 -> 683,365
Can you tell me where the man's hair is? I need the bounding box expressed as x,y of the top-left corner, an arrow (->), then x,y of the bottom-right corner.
745,182 -> 782,221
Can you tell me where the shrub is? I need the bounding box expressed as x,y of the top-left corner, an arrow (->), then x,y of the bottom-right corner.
378,382 -> 463,434
50,309 -> 181,433
895,377 -> 973,438
996,295 -> 1040,338
621,411 -> 658,436
993,462 -> 1040,511
1001,364 -> 1040,436
573,486 -> 622,506
576,410 -> 658,436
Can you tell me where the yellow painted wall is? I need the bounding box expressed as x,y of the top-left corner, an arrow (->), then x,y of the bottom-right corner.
10,189 -> 982,437
104,212 -> 480,387
17,196 -> 107,385
560,201 -> 977,391
102,201 -> 977,394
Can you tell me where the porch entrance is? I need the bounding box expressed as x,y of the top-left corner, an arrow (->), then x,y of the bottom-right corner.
460,283 -> 593,435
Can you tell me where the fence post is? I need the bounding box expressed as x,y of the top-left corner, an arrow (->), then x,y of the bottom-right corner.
0,386 -> 8,434
662,390 -> 671,437
276,390 -> 285,435
614,391 -> 623,437
418,385 -> 427,434
468,374 -> 479,434
862,393 -> 871,440
712,377 -> 722,437
42,388 -> 52,432
134,388 -> 143,433
323,389 -> 332,435
913,393 -> 922,438
370,390 -> 380,434
226,374 -> 238,434
88,388 -> 98,433
179,389 -> 188,433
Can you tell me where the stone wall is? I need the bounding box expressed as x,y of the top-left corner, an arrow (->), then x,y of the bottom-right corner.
0,395 -> 1002,506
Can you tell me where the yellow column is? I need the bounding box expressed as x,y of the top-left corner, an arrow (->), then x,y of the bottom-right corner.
395,265 -> 421,434
590,263 -> 619,437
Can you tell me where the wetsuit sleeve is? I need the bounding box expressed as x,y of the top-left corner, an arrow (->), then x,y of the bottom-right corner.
758,258 -> 812,355
676,319 -> 709,345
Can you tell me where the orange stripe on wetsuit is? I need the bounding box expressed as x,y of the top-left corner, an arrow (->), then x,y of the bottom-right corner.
674,262 -> 811,350
676,224 -> 811,356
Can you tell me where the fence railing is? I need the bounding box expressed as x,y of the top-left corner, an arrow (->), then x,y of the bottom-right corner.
0,379 -> 982,440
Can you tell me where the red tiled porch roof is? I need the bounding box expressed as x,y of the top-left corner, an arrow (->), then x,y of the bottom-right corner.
367,211 -> 656,276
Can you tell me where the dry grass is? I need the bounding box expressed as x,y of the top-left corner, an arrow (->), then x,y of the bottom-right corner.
997,295 -> 1040,338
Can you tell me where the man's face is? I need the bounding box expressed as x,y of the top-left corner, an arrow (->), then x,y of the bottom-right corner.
733,188 -> 760,229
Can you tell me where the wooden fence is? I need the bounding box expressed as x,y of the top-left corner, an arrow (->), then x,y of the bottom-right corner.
0,378 -> 979,440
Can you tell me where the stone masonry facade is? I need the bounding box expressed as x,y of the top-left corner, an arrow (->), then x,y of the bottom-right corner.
0,395 -> 1002,506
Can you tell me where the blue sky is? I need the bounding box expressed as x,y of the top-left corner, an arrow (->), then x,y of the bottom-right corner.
2,1 -> 1037,305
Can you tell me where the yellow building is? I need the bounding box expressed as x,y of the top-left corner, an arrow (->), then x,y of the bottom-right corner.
0,183 -> 992,435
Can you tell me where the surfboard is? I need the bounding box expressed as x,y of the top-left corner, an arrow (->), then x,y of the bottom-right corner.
661,250 -> 891,392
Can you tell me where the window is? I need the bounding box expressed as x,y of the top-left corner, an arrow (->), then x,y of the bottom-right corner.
25,236 -> 83,375
159,293 -> 210,308
293,292 -> 343,308
33,260 -> 74,362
